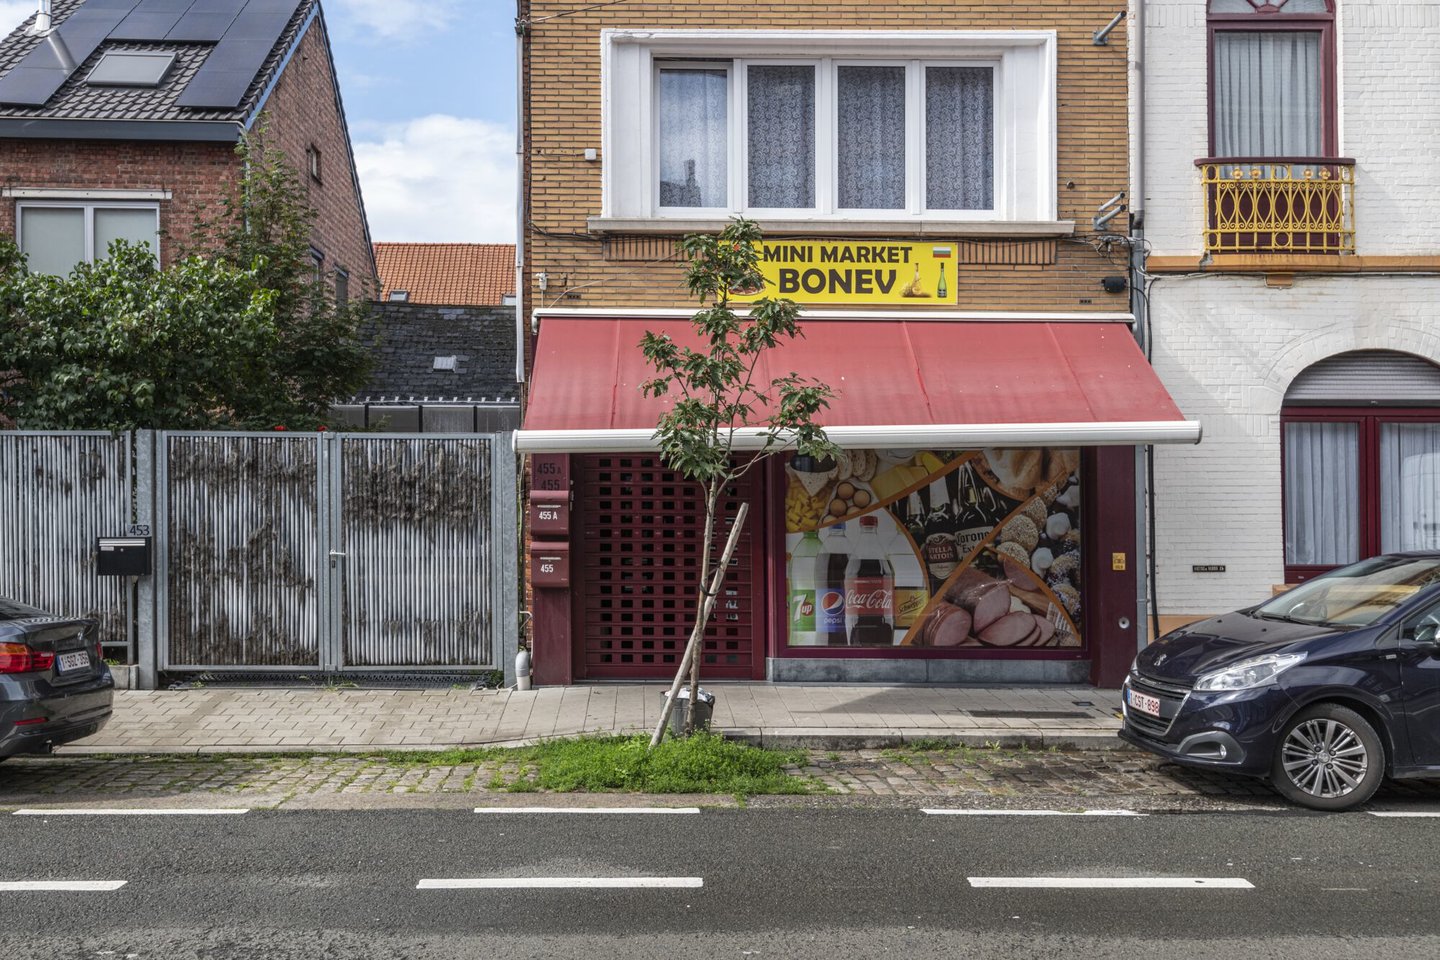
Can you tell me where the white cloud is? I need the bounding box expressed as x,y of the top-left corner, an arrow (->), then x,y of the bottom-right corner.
0,2 -> 35,35
327,0 -> 463,43
353,114 -> 515,243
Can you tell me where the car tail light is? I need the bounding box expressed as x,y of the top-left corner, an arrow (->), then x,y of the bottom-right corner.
0,642 -> 54,674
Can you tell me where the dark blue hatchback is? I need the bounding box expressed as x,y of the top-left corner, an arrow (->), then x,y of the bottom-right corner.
1121,553 -> 1440,810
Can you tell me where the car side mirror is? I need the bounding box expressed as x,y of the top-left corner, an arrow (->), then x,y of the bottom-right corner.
1403,624 -> 1440,648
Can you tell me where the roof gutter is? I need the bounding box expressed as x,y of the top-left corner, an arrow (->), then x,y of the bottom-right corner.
514,420 -> 1203,454
0,117 -> 243,141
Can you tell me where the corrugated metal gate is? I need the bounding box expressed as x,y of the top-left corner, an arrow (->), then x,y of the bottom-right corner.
0,432 -> 136,655
159,432 -> 514,673
574,454 -> 763,680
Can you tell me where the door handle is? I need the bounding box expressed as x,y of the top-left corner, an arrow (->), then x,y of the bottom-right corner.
328,550 -> 346,566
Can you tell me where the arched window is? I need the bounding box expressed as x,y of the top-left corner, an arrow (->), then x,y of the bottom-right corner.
1282,350 -> 1440,582
1209,0 -> 1336,159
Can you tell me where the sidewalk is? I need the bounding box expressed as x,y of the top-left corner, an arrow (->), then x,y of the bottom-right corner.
59,683 -> 1124,755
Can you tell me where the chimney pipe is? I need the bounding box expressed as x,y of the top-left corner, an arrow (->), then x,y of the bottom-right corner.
33,1 -> 53,35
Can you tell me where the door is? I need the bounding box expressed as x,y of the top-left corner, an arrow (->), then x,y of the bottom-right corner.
1398,603 -> 1440,766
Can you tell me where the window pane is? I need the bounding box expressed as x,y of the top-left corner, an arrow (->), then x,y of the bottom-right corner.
747,65 -> 815,209
1381,423 -> 1440,552
1214,31 -> 1322,157
94,207 -> 158,261
19,207 -> 85,276
837,65 -> 905,209
926,67 -> 994,210
1284,421 -> 1359,566
658,68 -> 728,208
1210,0 -> 1329,12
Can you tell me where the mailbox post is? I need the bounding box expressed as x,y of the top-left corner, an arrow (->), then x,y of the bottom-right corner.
528,454 -> 574,685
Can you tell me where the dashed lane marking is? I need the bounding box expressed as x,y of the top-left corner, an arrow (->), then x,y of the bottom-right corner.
968,877 -> 1254,889
417,877 -> 704,890
924,809 -> 1146,817
473,807 -> 701,815
13,808 -> 250,816
1368,811 -> 1440,818
0,881 -> 128,891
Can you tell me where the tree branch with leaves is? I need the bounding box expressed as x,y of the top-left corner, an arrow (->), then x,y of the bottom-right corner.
641,219 -> 837,746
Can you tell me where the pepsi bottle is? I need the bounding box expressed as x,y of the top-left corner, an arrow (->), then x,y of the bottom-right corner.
814,522 -> 852,646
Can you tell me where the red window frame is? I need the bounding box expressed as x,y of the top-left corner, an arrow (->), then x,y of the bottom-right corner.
1281,406 -> 1440,583
1207,0 -> 1338,158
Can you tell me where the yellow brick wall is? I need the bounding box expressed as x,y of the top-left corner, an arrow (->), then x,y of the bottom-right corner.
521,1 -> 1131,320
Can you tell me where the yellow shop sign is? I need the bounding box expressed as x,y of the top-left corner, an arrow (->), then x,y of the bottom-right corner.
733,239 -> 957,306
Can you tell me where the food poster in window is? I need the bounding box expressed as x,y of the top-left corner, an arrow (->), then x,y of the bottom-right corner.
783,449 -> 1082,649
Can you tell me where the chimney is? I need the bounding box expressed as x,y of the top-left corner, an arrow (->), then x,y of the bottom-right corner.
32,0 -> 52,35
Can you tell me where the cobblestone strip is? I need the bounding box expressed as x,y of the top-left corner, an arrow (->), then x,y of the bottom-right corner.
2,749 -> 1437,809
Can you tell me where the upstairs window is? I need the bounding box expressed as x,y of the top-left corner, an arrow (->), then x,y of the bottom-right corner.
16,201 -> 159,275
1209,0 -> 1335,158
604,31 -> 1055,225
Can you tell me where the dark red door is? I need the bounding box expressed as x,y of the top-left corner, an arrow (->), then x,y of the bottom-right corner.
572,454 -> 765,680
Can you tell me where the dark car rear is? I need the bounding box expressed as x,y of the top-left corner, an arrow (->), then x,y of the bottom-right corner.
0,599 -> 114,759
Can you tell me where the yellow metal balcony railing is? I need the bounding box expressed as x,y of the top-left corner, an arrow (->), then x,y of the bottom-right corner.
1198,157 -> 1356,255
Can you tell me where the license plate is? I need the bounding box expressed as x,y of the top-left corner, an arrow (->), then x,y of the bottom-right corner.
1127,687 -> 1162,718
57,650 -> 90,672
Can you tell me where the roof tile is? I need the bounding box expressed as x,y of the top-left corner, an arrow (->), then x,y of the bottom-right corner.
373,242 -> 516,308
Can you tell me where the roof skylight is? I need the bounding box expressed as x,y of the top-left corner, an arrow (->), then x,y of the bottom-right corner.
86,51 -> 175,88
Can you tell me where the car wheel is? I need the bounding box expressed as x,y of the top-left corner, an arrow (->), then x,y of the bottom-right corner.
1270,703 -> 1384,811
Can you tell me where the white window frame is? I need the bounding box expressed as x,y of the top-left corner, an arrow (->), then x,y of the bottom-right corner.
602,30 -> 1058,232
653,60 -> 735,218
14,199 -> 161,269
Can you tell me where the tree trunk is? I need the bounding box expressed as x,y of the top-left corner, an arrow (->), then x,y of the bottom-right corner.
650,500 -> 749,748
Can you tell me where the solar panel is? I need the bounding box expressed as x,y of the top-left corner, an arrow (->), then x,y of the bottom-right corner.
0,66 -> 70,106
165,0 -> 246,42
175,0 -> 301,109
110,8 -> 189,41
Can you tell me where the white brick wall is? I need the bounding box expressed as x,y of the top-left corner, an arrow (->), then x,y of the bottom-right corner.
1144,0 -> 1440,256
1150,275 -> 1440,615
1142,2 -> 1440,619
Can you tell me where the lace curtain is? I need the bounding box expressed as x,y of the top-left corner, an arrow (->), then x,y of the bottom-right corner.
748,65 -> 815,209
837,65 -> 906,209
1381,424 -> 1440,552
1284,421 -> 1358,565
658,68 -> 728,208
926,67 -> 994,210
1213,31 -> 1322,156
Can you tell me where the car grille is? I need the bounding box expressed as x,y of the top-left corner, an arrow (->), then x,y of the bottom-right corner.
1124,671 -> 1193,742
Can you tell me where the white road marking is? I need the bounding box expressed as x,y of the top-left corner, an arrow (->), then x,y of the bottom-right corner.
924,809 -> 1146,817
417,877 -> 703,890
473,807 -> 700,815
1368,811 -> 1440,818
968,877 -> 1253,889
0,881 -> 127,891
13,808 -> 249,816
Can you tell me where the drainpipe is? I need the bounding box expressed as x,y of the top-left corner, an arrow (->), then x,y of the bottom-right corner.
514,12 -> 527,386
1130,0 -> 1155,652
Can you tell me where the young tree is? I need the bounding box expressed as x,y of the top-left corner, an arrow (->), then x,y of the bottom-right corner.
641,219 -> 836,745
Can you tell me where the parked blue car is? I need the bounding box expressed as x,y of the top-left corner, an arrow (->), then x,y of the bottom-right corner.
0,599 -> 113,761
1121,553 -> 1440,811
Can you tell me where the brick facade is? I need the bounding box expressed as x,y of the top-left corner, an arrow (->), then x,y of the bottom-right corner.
521,0 -> 1135,338
0,15 -> 373,292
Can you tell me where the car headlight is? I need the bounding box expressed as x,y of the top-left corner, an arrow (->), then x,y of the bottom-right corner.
1193,652 -> 1306,692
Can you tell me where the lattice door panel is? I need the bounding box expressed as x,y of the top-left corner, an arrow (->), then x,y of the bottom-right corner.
576,454 -> 761,680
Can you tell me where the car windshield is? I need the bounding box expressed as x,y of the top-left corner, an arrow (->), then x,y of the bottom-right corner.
1255,556 -> 1440,627
0,599 -> 49,621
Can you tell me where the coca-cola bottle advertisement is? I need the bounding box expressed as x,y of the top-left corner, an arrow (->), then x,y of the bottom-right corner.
783,447 -> 1084,650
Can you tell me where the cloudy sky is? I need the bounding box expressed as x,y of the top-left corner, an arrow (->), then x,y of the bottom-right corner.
0,0 -> 517,243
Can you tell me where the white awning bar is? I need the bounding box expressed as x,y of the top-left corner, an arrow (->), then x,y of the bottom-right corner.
513,420 -> 1203,453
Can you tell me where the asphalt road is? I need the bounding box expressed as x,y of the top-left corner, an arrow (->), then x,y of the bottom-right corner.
3,806 -> 1440,959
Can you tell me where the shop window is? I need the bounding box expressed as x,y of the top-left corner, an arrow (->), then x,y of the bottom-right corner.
605,31 -> 1054,224
16,202 -> 159,275
1282,351 -> 1440,582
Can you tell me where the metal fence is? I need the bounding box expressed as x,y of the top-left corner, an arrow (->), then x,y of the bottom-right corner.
0,432 -> 137,657
2,430 -> 517,687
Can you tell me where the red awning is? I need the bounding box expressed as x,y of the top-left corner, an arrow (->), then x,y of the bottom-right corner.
516,317 -> 1200,452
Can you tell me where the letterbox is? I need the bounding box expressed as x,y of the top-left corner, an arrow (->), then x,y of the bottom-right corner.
530,454 -> 570,495
530,542 -> 571,588
528,500 -> 570,538
96,537 -> 152,577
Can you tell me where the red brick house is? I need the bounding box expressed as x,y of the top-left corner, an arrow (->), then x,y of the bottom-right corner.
0,0 -> 374,291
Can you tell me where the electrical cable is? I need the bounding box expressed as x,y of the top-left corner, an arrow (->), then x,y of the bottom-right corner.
524,0 -> 635,25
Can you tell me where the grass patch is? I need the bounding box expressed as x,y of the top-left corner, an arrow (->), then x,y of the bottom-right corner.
339,734 -> 811,796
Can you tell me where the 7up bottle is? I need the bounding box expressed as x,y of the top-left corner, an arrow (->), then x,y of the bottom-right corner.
787,530 -> 822,646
